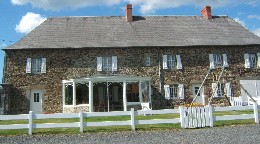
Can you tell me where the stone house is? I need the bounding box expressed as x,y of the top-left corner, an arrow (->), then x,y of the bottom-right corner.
1,5 -> 260,114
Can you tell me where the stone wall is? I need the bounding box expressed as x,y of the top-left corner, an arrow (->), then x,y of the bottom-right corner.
3,45 -> 260,113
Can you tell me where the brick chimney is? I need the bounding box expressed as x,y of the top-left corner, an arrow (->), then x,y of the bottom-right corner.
126,4 -> 133,22
201,6 -> 212,20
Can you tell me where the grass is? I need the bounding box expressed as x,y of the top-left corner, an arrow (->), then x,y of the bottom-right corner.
0,110 -> 257,136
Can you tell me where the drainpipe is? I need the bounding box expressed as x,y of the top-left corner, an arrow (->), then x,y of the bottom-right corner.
158,47 -> 162,93
2,50 -> 6,84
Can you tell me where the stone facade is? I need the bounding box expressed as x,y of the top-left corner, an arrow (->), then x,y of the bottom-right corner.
3,45 -> 260,114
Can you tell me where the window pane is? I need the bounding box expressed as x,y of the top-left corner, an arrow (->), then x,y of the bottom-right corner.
145,56 -> 151,66
217,83 -> 224,97
102,57 -> 112,71
32,58 -> 42,73
65,85 -> 73,105
249,54 -> 256,67
76,84 -> 89,105
169,85 -> 178,99
34,93 -> 39,102
126,82 -> 139,102
141,81 -> 149,102
194,87 -> 200,96
167,55 -> 176,69
213,54 -> 222,67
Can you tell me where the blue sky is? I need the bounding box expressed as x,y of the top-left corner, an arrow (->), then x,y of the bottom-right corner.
0,0 -> 260,83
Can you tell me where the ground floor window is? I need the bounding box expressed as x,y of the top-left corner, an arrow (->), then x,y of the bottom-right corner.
65,85 -> 73,105
127,82 -> 139,102
141,81 -> 150,102
76,84 -> 89,105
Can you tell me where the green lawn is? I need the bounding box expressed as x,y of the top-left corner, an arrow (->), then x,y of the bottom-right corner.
0,110 -> 257,136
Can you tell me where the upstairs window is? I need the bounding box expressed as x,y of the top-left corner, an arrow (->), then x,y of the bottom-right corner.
32,58 -> 42,73
163,55 -> 182,69
97,56 -> 117,72
213,54 -> 222,67
102,57 -> 112,71
244,53 -> 259,68
164,84 -> 184,99
26,58 -> 46,74
209,54 -> 228,69
145,55 -> 151,66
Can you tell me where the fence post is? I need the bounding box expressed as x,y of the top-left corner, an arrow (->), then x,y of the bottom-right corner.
28,111 -> 33,135
208,105 -> 214,127
179,106 -> 185,128
130,108 -> 135,131
253,102 -> 259,123
79,110 -> 84,133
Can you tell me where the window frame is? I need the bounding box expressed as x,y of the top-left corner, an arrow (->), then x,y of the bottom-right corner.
145,55 -> 151,66
169,84 -> 178,99
31,58 -> 42,73
213,54 -> 222,67
216,83 -> 225,97
167,55 -> 177,69
102,57 -> 112,71
248,53 -> 257,68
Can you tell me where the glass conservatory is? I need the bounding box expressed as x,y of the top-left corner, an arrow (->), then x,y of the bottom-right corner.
62,75 -> 152,113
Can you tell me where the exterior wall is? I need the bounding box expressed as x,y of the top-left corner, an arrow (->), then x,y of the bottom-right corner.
3,45 -> 260,113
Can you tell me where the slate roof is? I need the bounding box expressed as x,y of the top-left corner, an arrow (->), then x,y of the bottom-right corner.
7,16 -> 260,49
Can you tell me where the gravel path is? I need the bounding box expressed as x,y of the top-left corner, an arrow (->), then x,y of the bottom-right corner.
1,125 -> 260,144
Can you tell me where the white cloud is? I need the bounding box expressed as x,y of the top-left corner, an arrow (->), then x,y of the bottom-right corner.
253,28 -> 260,37
11,0 -> 121,10
127,0 -> 259,14
234,18 -> 247,28
16,12 -> 46,34
248,15 -> 260,20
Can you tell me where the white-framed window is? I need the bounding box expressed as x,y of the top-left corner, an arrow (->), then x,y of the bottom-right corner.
209,54 -> 228,69
26,57 -> 46,74
193,86 -> 201,96
169,84 -> 178,99
97,56 -> 117,72
32,58 -> 42,73
163,55 -> 182,69
102,57 -> 112,71
213,54 -> 222,67
164,84 -> 184,99
212,83 -> 226,97
145,55 -> 151,66
167,55 -> 176,69
244,53 -> 259,68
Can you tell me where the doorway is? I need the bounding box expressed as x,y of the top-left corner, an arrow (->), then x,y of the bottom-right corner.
192,84 -> 204,104
93,82 -> 123,112
30,90 -> 43,113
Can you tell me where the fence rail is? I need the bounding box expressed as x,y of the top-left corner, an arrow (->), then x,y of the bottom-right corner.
0,103 -> 259,135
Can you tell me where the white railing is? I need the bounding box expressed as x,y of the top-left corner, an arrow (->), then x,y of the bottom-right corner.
0,108 -> 180,135
0,103 -> 259,135
230,97 -> 244,106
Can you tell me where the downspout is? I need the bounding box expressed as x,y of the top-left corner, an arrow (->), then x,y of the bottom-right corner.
2,50 -> 6,84
157,46 -> 162,108
158,47 -> 161,93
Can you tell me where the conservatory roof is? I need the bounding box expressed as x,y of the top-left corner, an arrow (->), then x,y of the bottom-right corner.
62,75 -> 151,83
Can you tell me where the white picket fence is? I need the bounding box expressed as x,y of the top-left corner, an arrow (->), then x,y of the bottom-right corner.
179,105 -> 213,128
0,103 -> 259,135
0,108 -> 180,135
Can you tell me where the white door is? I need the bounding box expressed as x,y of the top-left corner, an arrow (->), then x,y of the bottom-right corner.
192,84 -> 204,104
30,90 -> 43,113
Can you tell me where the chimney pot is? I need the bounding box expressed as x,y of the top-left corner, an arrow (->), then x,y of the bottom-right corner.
126,4 -> 133,22
201,6 -> 212,20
